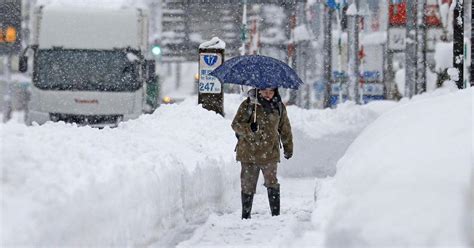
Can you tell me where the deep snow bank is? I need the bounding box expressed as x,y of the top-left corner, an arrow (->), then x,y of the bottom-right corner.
281,101 -> 397,177
307,88 -> 472,247
1,93 -> 395,246
0,99 -> 240,246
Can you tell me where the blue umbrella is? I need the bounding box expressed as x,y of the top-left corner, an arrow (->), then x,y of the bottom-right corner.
209,55 -> 304,90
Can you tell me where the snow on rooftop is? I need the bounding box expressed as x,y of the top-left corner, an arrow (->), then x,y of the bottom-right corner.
199,37 -> 226,50
37,6 -> 145,50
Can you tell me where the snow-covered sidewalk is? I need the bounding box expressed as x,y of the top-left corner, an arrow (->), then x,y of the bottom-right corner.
164,86 -> 473,248
175,178 -> 315,248
0,94 -> 396,246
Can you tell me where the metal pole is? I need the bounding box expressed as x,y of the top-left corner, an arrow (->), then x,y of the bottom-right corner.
287,2 -> 298,106
148,1 -> 158,41
453,0 -> 464,89
347,1 -> 360,103
2,55 -> 12,122
23,0 -> 32,49
335,4 -> 344,104
470,0 -> 473,87
416,0 -> 426,94
405,0 -> 417,98
312,2 -> 325,107
183,0 -> 191,53
295,0 -> 307,108
240,0 -> 247,56
236,0 -> 248,94
322,4 -> 333,108
386,47 -> 396,98
176,62 -> 181,90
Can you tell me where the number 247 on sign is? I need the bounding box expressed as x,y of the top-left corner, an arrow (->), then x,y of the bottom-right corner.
199,82 -> 215,92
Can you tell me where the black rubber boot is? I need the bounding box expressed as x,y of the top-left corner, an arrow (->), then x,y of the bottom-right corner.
241,192 -> 254,219
267,187 -> 280,216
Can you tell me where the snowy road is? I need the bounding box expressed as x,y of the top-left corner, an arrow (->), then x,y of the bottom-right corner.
1,95 -> 384,246
174,177 -> 316,248
3,88 -> 470,247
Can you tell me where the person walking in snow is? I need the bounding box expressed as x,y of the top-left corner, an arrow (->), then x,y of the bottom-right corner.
232,87 -> 293,219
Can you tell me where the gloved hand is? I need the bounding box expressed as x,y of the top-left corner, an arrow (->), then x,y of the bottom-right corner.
250,122 -> 259,132
284,152 -> 292,160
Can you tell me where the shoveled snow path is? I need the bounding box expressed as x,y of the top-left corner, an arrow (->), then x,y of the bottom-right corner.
175,177 -> 316,248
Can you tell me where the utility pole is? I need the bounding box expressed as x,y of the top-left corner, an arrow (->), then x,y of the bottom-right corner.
286,1 -> 298,105
322,2 -> 333,108
335,2 -> 344,104
149,1 -> 159,40
2,55 -> 12,122
240,0 -> 247,56
471,0 -> 473,87
347,0 -> 360,103
453,0 -> 464,89
405,0 -> 417,98
416,0 -> 426,94
295,0 -> 309,108
178,0 -> 192,91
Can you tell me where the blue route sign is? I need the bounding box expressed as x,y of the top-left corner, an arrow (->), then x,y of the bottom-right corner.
203,55 -> 218,66
327,0 -> 337,9
327,0 -> 348,10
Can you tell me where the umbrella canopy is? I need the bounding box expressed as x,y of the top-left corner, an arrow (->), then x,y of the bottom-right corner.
209,55 -> 304,90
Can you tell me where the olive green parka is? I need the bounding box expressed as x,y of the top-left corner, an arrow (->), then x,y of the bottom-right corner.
232,96 -> 293,164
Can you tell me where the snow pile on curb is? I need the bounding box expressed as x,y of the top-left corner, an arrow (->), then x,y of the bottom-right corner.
281,101 -> 397,177
0,99 -> 240,246
1,93 -> 397,246
305,87 -> 472,247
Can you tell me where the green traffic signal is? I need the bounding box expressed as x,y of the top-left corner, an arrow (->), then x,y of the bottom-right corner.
152,45 -> 162,56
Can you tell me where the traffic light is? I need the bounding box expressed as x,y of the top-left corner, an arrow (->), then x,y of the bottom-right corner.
151,44 -> 161,56
0,0 -> 21,54
5,26 -> 17,43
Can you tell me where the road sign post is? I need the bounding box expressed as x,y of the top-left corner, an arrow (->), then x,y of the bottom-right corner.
198,38 -> 225,116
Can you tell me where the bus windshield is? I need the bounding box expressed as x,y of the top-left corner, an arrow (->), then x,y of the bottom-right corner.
34,49 -> 141,92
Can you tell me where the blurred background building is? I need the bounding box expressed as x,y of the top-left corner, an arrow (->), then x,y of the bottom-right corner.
1,0 -> 471,117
